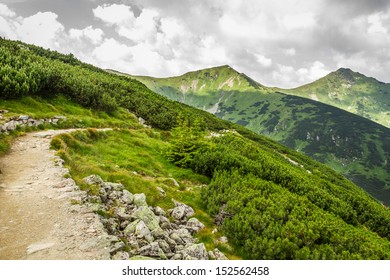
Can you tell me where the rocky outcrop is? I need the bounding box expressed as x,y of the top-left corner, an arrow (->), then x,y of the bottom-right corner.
81,175 -> 226,260
0,114 -> 67,133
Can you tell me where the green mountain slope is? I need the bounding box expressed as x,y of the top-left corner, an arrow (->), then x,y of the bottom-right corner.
130,66 -> 390,205
3,38 -> 390,259
284,68 -> 390,128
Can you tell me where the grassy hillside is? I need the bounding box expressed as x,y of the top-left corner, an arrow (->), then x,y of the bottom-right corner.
2,38 -> 390,259
130,66 -> 390,205
284,68 -> 390,128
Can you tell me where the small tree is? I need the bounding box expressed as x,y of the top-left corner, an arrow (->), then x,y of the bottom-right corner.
165,114 -> 209,168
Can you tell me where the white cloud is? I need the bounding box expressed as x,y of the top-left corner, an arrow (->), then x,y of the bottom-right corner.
160,17 -> 185,41
271,61 -> 330,88
0,5 -> 64,50
255,54 -> 273,68
92,38 -> 132,64
0,3 -> 15,17
307,61 -> 329,80
69,26 -> 104,45
367,13 -> 387,34
15,12 -> 64,49
0,16 -> 17,39
93,4 -> 134,25
117,8 -> 159,42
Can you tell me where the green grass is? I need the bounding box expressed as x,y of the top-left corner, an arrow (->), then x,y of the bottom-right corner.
52,128 -> 240,259
0,94 -> 141,157
0,95 -> 140,129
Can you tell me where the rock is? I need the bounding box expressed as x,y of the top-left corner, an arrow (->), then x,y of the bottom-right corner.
112,251 -> 130,260
128,237 -> 140,251
7,121 -> 16,131
170,232 -> 184,245
88,203 -> 104,213
114,207 -> 132,220
108,190 -> 122,202
213,248 -> 229,260
153,206 -> 166,217
133,206 -> 160,232
109,241 -> 126,254
133,193 -> 148,207
157,240 -> 171,254
124,220 -> 140,235
138,117 -> 146,125
157,187 -> 166,197
172,228 -> 194,244
54,116 -> 67,121
175,245 -> 185,252
165,237 -> 177,250
208,251 -> 216,260
169,178 -> 180,187
159,216 -> 172,230
121,190 -> 134,204
170,206 -> 186,221
138,242 -> 167,259
186,217 -> 205,233
102,218 -> 119,235
170,200 -> 195,221
129,256 -> 155,260
135,220 -> 154,243
182,243 -> 208,260
219,236 -> 228,243
104,182 -> 124,191
171,253 -> 183,260
120,220 -> 130,230
215,205 -> 232,225
18,115 -> 29,121
83,175 -> 104,186
151,228 -> 166,240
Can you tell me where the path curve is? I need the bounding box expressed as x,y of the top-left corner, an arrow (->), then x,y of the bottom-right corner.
0,129 -> 111,260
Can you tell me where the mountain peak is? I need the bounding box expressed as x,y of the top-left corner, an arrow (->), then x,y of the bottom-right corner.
336,67 -> 354,73
328,67 -> 360,82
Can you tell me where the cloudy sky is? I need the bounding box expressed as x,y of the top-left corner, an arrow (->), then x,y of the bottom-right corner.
1,0 -> 389,88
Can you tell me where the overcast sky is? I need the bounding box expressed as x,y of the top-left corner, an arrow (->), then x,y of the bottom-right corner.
1,0 -> 390,88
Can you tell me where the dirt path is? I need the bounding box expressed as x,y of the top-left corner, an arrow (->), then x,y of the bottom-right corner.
0,129 -> 111,260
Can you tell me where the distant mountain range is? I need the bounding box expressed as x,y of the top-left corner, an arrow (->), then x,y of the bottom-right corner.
284,68 -> 390,128
128,65 -> 390,204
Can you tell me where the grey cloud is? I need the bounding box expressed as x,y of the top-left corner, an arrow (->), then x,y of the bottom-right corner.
325,0 -> 390,16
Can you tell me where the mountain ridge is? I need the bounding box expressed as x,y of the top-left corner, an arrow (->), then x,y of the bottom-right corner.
129,65 -> 390,205
284,67 -> 390,128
